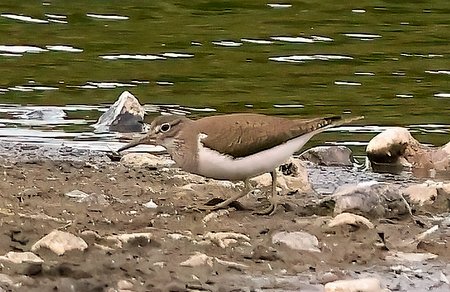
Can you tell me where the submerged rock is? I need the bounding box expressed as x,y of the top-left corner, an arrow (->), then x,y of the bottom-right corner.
93,91 -> 145,133
366,127 -> 450,172
300,146 -> 354,166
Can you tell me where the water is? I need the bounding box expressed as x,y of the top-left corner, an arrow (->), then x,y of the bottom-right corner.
0,1 -> 449,154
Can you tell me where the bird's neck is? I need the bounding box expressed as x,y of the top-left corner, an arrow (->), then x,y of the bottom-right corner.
165,131 -> 199,173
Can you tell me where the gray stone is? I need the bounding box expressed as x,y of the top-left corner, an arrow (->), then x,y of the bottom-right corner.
272,231 -> 320,253
300,146 -> 354,166
93,91 -> 145,133
329,181 -> 409,218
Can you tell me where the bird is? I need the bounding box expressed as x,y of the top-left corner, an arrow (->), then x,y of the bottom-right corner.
118,113 -> 362,214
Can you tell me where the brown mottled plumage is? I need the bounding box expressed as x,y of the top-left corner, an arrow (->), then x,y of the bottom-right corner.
118,113 -> 362,214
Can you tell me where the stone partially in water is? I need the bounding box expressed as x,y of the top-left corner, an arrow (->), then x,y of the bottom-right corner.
300,146 -> 354,166
366,127 -> 450,172
92,91 -> 145,133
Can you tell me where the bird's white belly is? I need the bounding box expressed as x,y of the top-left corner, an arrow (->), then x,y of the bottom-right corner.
196,132 -> 316,180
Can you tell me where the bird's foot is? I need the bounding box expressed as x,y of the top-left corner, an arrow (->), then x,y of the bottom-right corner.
255,202 -> 278,216
201,197 -> 248,212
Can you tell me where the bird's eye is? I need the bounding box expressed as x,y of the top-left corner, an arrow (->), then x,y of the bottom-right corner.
160,123 -> 171,132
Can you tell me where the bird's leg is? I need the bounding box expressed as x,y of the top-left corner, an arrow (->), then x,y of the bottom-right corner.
256,170 -> 279,215
205,179 -> 251,211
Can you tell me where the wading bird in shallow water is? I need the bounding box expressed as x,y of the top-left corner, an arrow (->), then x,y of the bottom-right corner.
118,113 -> 363,215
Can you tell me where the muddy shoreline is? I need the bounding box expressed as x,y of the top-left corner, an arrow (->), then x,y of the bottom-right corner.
0,141 -> 449,291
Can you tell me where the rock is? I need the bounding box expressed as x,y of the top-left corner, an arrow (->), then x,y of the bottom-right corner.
251,158 -> 312,194
92,91 -> 145,133
272,231 -> 320,253
402,183 -> 438,205
215,258 -> 248,270
65,190 -> 108,206
143,199 -> 158,209
328,213 -> 374,229
65,190 -> 89,200
117,279 -> 133,290
324,277 -> 386,292
204,232 -> 250,248
31,230 -> 88,256
18,108 -> 66,121
366,127 -> 450,171
0,252 -> 43,264
106,232 -> 153,248
328,181 -> 408,218
180,252 -> 213,267
202,209 -> 230,224
300,146 -> 354,166
120,153 -> 174,168
0,252 -> 43,275
385,251 -> 438,262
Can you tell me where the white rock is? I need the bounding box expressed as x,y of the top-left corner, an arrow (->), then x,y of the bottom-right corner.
202,209 -> 230,224
65,190 -> 89,199
204,232 -> 250,248
251,158 -> 312,194
328,213 -> 374,229
106,232 -> 153,248
117,279 -> 133,290
402,184 -> 437,205
180,252 -> 213,267
120,153 -> 174,168
215,258 -> 248,269
385,251 -> 438,262
272,231 -> 320,253
143,199 -> 158,208
325,277 -> 387,292
0,251 -> 43,264
31,230 -> 88,256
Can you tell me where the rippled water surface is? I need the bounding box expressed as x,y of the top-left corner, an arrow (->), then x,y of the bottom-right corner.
0,1 -> 449,153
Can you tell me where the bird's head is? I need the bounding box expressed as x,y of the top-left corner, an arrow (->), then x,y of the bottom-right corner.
117,115 -> 190,152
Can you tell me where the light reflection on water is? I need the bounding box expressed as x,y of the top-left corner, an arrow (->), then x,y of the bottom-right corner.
0,0 -> 448,154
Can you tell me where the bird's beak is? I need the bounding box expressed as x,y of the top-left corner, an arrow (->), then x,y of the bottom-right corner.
117,130 -> 156,153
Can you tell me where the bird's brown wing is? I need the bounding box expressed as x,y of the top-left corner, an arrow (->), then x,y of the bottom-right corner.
194,113 -> 341,158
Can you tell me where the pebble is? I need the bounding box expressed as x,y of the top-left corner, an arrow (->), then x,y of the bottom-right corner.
180,252 -> 213,267
106,232 -> 153,248
324,277 -> 387,292
300,146 -> 354,166
31,230 -> 88,256
142,199 -> 158,209
385,251 -> 438,262
204,232 -> 250,248
0,251 -> 43,264
328,213 -> 374,229
120,153 -> 174,168
272,231 -> 320,253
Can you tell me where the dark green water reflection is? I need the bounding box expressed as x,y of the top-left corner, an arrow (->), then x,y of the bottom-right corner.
0,1 -> 448,149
